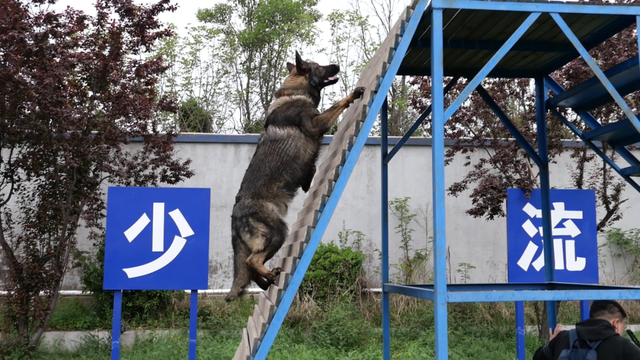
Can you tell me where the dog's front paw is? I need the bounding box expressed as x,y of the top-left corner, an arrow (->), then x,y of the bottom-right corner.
352,87 -> 365,100
271,267 -> 282,277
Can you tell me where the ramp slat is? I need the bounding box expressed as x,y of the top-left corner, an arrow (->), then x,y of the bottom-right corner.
247,315 -> 260,356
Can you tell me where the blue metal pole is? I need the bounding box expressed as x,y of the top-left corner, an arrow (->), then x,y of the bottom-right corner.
535,76 -> 557,331
515,301 -> 526,360
580,300 -> 590,321
381,97 -> 391,360
111,290 -> 122,360
189,290 -> 198,360
431,7 -> 448,360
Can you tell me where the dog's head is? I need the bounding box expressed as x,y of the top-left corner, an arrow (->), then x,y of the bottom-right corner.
276,51 -> 339,106
286,51 -> 340,90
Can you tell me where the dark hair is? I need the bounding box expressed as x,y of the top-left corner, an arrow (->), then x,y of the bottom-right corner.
590,300 -> 628,321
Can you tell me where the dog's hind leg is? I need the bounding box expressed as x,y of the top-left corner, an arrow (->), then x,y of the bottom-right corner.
246,219 -> 287,283
226,232 -> 253,302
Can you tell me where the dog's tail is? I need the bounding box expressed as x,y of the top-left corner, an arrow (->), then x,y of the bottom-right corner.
226,231 -> 252,302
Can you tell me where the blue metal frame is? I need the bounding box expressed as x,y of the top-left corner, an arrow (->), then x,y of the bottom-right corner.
378,1 -> 640,360
435,0 -> 639,15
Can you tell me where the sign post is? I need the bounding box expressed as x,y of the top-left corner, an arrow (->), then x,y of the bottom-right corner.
507,189 -> 598,360
103,187 -> 211,359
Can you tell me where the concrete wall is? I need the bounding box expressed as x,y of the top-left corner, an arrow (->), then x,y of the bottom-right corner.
3,135 -> 640,290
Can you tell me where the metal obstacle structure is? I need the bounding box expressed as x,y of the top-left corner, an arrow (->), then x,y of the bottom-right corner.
234,1 -> 640,359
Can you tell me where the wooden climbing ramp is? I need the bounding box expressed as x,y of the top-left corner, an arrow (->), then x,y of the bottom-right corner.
233,4 -> 418,359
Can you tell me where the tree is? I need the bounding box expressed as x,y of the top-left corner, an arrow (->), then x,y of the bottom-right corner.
324,0 -> 419,136
196,0 -> 321,133
0,0 -> 193,351
178,97 -> 214,133
154,23 -> 233,133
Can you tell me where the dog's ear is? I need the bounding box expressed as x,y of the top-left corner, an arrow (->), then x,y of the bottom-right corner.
295,51 -> 309,74
287,62 -> 295,73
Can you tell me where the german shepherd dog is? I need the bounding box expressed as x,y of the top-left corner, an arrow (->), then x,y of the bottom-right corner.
225,52 -> 365,302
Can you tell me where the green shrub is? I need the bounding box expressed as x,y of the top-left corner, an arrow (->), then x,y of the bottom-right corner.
301,242 -> 366,302
80,238 -> 180,324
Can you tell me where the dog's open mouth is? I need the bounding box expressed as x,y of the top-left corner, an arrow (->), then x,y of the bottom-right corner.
324,76 -> 339,85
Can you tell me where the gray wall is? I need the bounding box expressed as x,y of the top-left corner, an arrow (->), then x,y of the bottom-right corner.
4,135 -> 640,290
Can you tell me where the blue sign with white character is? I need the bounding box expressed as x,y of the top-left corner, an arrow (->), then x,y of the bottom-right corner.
507,189 -> 598,284
103,187 -> 210,290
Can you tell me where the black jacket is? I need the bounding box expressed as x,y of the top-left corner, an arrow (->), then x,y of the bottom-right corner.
533,319 -> 640,360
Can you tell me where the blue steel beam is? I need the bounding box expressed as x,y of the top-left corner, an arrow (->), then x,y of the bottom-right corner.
384,77 -> 460,164
549,108 -> 640,194
435,0 -> 640,16
411,39 -> 573,52
381,97 -> 391,360
476,85 -> 545,168
384,284 -> 435,301
444,13 -> 540,122
253,2 -> 430,358
385,282 -> 640,292
431,7 -> 448,360
551,13 -> 640,134
535,76 -> 558,332
447,289 -> 640,303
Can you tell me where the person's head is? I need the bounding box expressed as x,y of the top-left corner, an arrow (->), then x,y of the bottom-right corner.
590,300 -> 627,335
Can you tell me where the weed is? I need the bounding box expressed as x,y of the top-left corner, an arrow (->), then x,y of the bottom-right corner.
389,197 -> 431,284
456,262 -> 476,284
602,228 -> 640,283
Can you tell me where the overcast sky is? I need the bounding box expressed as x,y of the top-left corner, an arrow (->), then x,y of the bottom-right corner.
51,0 -> 354,37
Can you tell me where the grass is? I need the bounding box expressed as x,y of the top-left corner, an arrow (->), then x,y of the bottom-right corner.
15,295 -> 552,359
6,295 -> 640,359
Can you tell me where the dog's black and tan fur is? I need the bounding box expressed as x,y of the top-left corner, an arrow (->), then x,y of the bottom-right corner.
226,52 -> 365,302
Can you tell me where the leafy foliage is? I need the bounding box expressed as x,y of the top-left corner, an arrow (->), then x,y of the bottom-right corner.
80,238 -> 176,323
177,98 -> 214,133
194,0 -> 321,133
389,197 -> 431,284
0,0 -> 193,351
603,228 -> 640,283
301,242 -> 366,302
